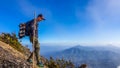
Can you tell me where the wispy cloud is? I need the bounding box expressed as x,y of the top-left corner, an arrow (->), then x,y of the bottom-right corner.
87,0 -> 120,29
75,0 -> 120,45
85,0 -> 120,44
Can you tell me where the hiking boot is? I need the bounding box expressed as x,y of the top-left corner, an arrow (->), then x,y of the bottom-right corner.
27,59 -> 33,63
37,62 -> 44,68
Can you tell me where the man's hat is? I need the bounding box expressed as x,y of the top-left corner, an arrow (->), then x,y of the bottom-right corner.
37,14 -> 45,20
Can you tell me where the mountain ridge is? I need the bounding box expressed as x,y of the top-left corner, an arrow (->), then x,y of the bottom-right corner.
44,45 -> 120,68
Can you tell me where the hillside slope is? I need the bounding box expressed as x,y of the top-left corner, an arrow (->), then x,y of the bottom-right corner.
0,41 -> 32,68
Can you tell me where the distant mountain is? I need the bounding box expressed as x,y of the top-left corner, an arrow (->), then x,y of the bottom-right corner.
40,45 -> 71,55
44,45 -> 120,68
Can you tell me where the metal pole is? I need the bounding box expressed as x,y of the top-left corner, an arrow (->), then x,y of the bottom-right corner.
32,11 -> 36,68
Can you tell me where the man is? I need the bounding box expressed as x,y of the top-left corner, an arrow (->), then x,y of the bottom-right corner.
26,14 -> 45,67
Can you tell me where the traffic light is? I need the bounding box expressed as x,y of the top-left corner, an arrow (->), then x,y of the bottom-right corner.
19,23 -> 26,39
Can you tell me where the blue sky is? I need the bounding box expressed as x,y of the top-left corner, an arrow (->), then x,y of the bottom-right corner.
0,0 -> 120,46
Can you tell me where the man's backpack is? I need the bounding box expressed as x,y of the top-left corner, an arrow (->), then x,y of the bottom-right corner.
18,21 -> 33,39
19,23 -> 26,39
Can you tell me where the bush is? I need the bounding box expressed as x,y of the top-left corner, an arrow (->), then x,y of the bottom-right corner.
0,33 -> 26,54
45,57 -> 75,68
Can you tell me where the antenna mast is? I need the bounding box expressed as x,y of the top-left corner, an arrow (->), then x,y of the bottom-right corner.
32,11 -> 36,68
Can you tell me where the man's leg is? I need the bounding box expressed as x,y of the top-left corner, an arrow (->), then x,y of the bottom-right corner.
34,38 -> 40,64
28,52 -> 33,59
27,36 -> 41,65
27,36 -> 33,63
27,52 -> 33,63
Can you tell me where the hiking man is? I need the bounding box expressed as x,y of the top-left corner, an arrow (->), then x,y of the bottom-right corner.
25,14 -> 45,67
